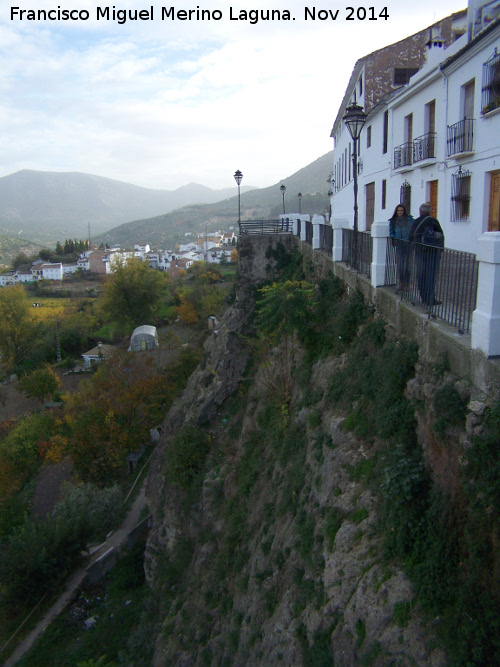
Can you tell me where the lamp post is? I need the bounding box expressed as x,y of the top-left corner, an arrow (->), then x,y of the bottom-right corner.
298,192 -> 302,214
280,184 -> 286,214
343,102 -> 367,267
234,170 -> 243,226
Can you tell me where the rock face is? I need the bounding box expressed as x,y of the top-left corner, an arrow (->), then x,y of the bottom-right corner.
144,236 -> 493,666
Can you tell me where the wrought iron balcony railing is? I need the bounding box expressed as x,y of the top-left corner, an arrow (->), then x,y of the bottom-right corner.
413,132 -> 436,163
447,118 -> 475,156
393,142 -> 413,169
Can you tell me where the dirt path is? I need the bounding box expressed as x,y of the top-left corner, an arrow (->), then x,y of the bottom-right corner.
2,482 -> 148,667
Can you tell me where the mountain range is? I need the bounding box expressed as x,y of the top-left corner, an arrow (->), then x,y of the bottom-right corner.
0,170 -> 255,246
0,151 -> 333,252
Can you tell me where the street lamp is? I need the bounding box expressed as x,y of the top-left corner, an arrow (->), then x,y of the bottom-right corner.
280,184 -> 286,214
343,102 -> 367,236
298,192 -> 302,214
234,170 -> 243,225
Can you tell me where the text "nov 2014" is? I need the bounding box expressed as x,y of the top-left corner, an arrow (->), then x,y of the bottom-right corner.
10,6 -> 390,25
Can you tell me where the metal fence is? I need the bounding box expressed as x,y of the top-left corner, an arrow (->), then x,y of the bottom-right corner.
305,220 -> 313,245
384,238 -> 478,333
238,219 -> 293,235
319,224 -> 333,256
342,229 -> 372,279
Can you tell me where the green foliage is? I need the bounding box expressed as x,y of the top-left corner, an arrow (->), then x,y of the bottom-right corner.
53,483 -> 123,542
392,600 -> 412,627
432,383 -> 467,438
98,257 -> 168,329
463,401 -> 500,519
18,364 -> 61,403
166,424 -> 210,491
265,244 -> 305,281
0,284 -> 43,372
0,483 -> 123,607
329,334 -> 418,443
256,280 -> 314,339
0,411 -> 57,479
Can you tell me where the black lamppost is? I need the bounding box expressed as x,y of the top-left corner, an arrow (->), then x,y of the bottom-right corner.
343,103 -> 367,268
234,170 -> 243,225
343,103 -> 367,235
280,184 -> 286,214
298,192 -> 302,214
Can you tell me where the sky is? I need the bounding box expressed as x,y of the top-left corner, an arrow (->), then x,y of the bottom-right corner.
0,0 -> 467,191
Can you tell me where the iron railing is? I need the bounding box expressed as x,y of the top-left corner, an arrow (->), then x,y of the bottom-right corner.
342,229 -> 372,279
305,220 -> 313,245
482,48 -> 500,114
413,132 -> 436,162
319,224 -> 333,256
447,118 -> 475,156
394,142 -> 413,169
238,219 -> 293,235
384,238 -> 478,333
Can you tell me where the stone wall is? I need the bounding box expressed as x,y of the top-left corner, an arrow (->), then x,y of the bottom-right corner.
242,234 -> 500,396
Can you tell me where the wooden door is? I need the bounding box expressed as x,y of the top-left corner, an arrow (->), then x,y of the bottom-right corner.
489,171 -> 500,231
365,182 -> 375,231
429,180 -> 438,218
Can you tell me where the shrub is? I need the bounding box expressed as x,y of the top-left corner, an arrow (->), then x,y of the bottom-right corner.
166,424 -> 210,491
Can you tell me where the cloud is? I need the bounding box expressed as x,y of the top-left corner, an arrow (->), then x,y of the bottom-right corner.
0,0 -> 467,189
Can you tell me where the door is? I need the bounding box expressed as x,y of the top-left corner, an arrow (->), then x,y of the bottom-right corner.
365,182 -> 375,231
489,171 -> 500,231
429,180 -> 438,218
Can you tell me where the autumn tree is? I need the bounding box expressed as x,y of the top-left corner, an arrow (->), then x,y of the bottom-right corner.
18,365 -> 61,404
0,285 -> 41,372
98,257 -> 167,330
64,352 -> 171,484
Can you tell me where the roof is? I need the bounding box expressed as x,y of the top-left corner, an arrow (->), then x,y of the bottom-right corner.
82,343 -> 115,358
131,325 -> 157,338
441,17 -> 500,70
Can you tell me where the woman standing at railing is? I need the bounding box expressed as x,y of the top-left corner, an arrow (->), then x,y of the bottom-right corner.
389,204 -> 413,291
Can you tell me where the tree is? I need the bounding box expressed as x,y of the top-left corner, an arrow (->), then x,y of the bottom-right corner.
0,285 -> 40,372
230,248 -> 238,263
19,365 -> 61,403
98,258 -> 167,329
64,352 -> 171,484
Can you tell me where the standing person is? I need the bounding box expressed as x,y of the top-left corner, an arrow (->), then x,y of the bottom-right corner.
389,203 -> 413,291
408,203 -> 445,306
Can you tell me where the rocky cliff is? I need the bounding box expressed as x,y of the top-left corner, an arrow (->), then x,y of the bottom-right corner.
145,237 -> 499,666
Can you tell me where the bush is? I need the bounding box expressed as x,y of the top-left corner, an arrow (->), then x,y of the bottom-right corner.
166,424 -> 210,491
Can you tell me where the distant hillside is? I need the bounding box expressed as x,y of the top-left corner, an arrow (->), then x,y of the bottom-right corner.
95,152 -> 334,249
0,170 -> 255,247
0,235 -> 44,270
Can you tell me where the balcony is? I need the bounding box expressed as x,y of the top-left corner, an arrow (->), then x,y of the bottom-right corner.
393,142 -> 413,169
447,118 -> 475,157
413,132 -> 436,163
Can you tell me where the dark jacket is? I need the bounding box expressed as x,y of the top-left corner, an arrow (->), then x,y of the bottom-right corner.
409,214 -> 444,248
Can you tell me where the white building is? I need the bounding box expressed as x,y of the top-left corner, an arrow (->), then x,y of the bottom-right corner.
330,4 -> 499,256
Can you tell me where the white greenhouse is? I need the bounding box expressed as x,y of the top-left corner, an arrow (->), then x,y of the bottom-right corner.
128,325 -> 159,352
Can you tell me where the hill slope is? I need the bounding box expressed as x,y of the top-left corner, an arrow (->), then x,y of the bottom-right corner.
0,170 -> 255,246
95,151 -> 334,248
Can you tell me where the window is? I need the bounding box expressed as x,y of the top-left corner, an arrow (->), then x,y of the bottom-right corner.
400,180 -> 411,215
382,179 -> 387,210
482,48 -> 500,114
383,111 -> 389,154
358,76 -> 363,97
451,167 -> 471,221
394,67 -> 419,85
366,125 -> 372,148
